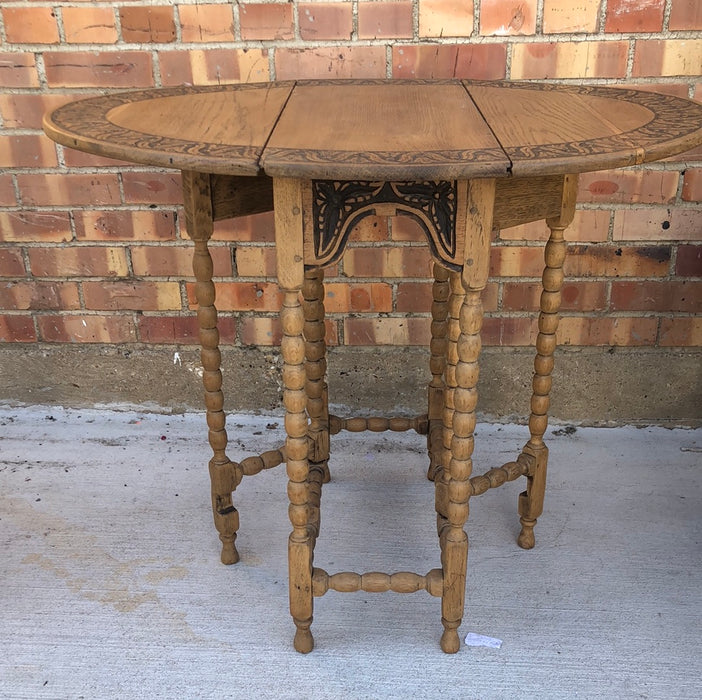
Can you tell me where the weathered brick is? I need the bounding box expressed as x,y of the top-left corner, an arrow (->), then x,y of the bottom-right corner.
62,6 -> 118,44
38,314 -> 136,343
0,281 -> 80,311
0,94 -> 71,130
611,281 -> 700,312
557,316 -> 658,346
3,6 -> 60,44
188,281 -> 281,312
179,4 -> 236,42
0,135 -> 58,169
83,281 -> 181,310
240,316 -> 282,346
391,217 -> 425,242
675,245 -> 702,277
481,317 -> 536,346
344,317 -> 431,345
28,246 -> 129,278
0,52 -> 39,88
480,0 -> 537,35
668,0 -> 702,31
0,315 -> 36,342
62,149 -> 129,169
0,211 -> 71,242
682,169 -> 702,203
17,174 -> 121,207
605,0 -> 665,33
419,0 -> 475,38
74,210 -> 176,241
0,248 -> 25,277
131,245 -> 231,278
632,40 -> 702,78
511,41 -> 628,79
138,314 -> 236,344
659,317 -> 702,346
393,44 -> 507,79
397,280 -> 498,313
489,246 -> 545,277
502,281 -> 607,311
239,3 -> 294,40
350,216 -> 390,242
563,244 -> 670,277
358,1 -> 414,39
0,175 -> 17,206
119,6 -> 176,43
343,247 -> 433,278
324,282 -> 393,313
210,212 -> 275,243
299,3 -> 353,40
275,46 -> 387,80
542,0 -> 600,33
578,170 -> 679,205
159,48 -> 270,85
122,173 -> 182,205
499,209 -> 611,243
235,246 -> 277,277
43,51 -> 154,88
612,208 -> 702,241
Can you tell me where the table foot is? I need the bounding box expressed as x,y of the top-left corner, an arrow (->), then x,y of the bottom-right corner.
440,620 -> 461,654
517,515 -> 537,549
220,539 -> 240,565
293,620 -> 314,654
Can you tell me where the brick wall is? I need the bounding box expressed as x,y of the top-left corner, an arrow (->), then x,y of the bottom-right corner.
0,0 -> 700,351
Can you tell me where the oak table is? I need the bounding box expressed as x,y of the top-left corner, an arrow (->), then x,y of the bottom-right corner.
44,80 -> 702,654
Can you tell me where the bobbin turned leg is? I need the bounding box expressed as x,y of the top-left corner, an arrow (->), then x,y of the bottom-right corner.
275,178 -> 315,653
182,171 -> 242,565
518,174 -> 577,550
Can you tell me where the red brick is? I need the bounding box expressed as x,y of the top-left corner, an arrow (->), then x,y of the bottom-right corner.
0,175 -> 16,206
0,281 -> 80,310
0,211 -> 71,242
210,212 -> 275,243
122,173 -> 182,205
0,315 -> 36,342
558,316 -> 657,346
480,0 -> 537,35
324,282 -> 393,313
350,216 -> 390,242
299,3 -> 353,40
481,317 -> 537,346
612,208 -> 702,241
0,94 -> 71,130
632,40 -> 702,78
239,3 -> 294,40
276,46 -> 387,80
419,0 -> 475,38
393,44 -> 507,79
502,281 -> 607,312
240,316 -> 282,346
179,4 -> 236,42
38,314 -> 136,343
43,51 -> 154,88
563,244 -> 670,277
490,246 -> 545,277
578,170 -> 678,205
659,317 -> 702,346
62,6 -> 118,43
3,7 -> 60,44
17,174 -> 121,207
131,245 -> 231,278
159,48 -> 270,85
669,0 -> 702,31
499,210 -> 611,243
675,245 -> 702,276
188,281 -> 281,312
234,246 -> 277,277
611,281 -> 701,312
605,0 -> 665,33
511,41 -> 628,79
0,52 -> 39,88
83,281 -> 181,311
119,6 -> 176,43
682,169 -> 702,202
344,317 -> 431,346
138,315 -> 236,344
61,150 -> 129,169
542,0 -> 600,33
343,247 -> 433,278
391,217 -> 425,242
0,135 -> 58,169
0,248 -> 25,277
28,246 -> 128,278
74,210 -> 176,241
358,1 -> 413,39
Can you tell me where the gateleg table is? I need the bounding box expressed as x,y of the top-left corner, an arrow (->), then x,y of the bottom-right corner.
44,80 -> 702,653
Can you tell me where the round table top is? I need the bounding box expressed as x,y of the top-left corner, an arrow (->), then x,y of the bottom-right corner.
44,79 -> 702,181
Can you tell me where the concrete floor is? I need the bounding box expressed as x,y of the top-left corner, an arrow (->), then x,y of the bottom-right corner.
1,405 -> 700,699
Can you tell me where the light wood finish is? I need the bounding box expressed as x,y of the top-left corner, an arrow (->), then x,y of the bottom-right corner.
44,81 -> 702,654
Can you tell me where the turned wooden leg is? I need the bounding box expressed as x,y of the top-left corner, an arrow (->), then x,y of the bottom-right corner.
440,272 -> 482,654
428,262 -> 450,481
302,268 -> 330,486
183,171 -> 242,565
518,175 -> 577,550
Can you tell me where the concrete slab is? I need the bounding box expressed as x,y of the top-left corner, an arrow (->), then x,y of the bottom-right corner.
1,406 -> 700,699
